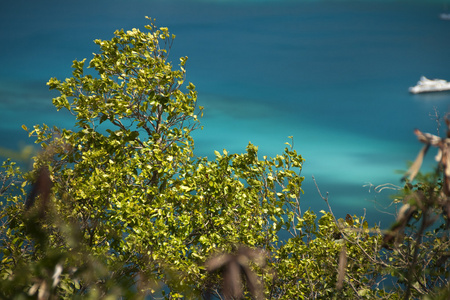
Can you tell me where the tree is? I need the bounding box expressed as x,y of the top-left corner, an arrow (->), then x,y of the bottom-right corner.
1,17 -> 306,298
4,16 -> 447,300
381,121 -> 450,299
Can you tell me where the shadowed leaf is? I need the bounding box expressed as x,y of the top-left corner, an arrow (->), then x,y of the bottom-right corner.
205,246 -> 266,300
25,166 -> 52,213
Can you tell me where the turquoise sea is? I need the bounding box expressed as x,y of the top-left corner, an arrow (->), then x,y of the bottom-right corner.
1,0 -> 450,226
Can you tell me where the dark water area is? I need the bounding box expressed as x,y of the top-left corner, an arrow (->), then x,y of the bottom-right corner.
1,0 -> 450,227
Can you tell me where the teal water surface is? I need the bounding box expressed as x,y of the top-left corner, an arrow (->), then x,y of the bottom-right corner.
1,0 -> 450,226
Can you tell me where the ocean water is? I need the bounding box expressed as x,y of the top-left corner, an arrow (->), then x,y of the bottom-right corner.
1,0 -> 450,226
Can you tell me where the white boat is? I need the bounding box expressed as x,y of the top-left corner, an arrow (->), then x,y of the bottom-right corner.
409,76 -> 450,94
440,13 -> 450,20
442,3 -> 450,20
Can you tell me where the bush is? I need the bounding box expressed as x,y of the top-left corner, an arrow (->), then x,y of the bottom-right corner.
1,18 -> 449,300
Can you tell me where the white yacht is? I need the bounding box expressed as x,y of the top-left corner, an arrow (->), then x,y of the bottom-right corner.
440,13 -> 450,20
409,76 -> 450,94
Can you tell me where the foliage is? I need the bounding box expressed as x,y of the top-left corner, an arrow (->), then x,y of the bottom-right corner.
1,17 -> 450,300
381,120 -> 450,299
2,18 -> 305,298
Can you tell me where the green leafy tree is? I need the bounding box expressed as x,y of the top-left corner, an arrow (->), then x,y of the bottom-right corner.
1,17 -> 306,298
4,16 -> 447,300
